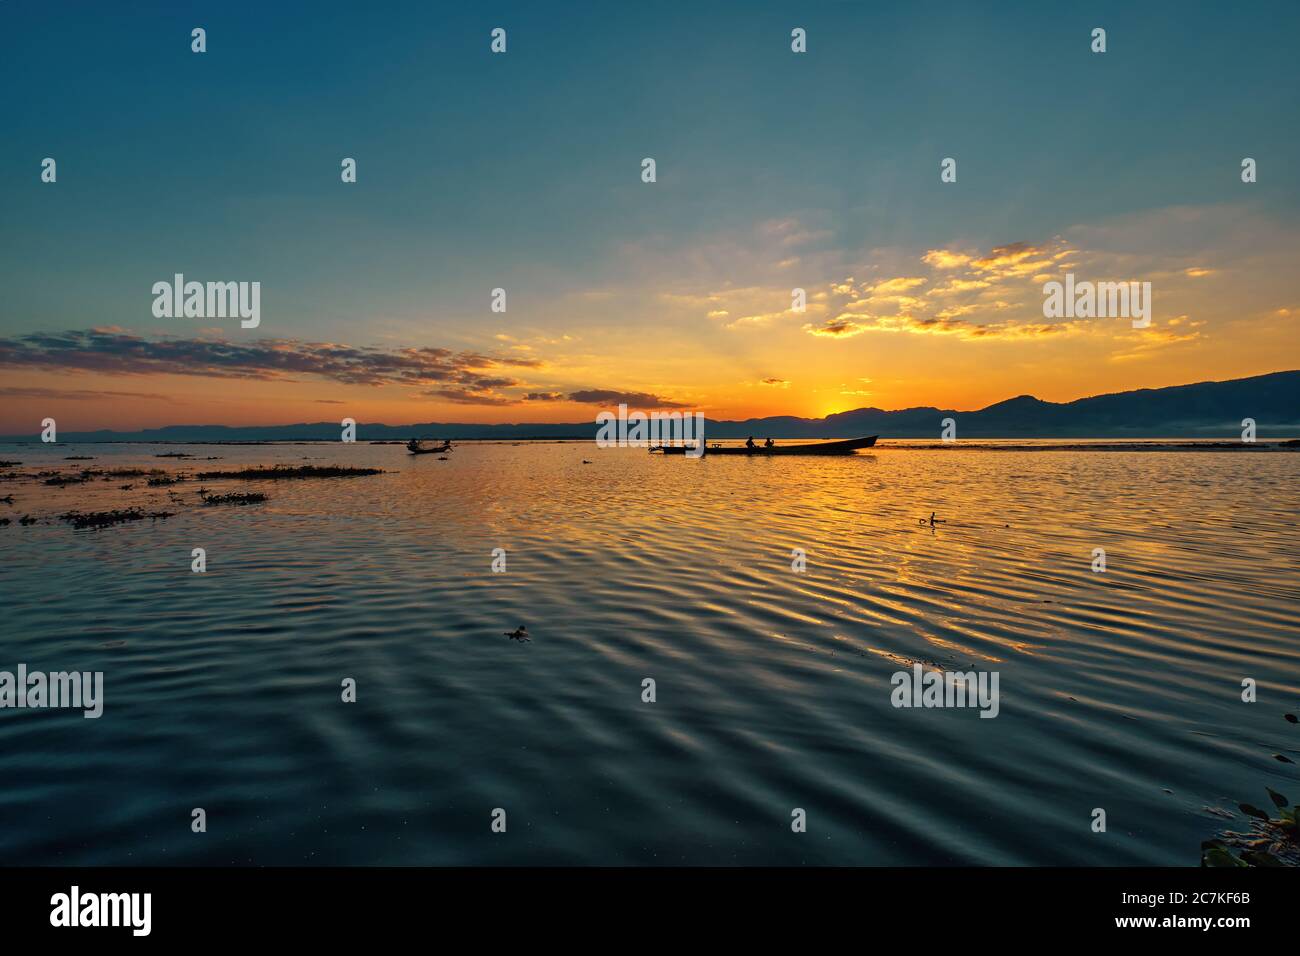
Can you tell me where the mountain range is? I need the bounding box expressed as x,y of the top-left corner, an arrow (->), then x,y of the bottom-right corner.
3,370 -> 1296,442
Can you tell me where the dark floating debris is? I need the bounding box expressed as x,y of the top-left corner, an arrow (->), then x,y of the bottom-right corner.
44,473 -> 93,487
101,468 -> 164,478
0,518 -> 9,526
1203,785 -> 1300,867
1204,713 -> 1300,866
59,508 -> 174,530
64,456 -> 95,460
155,452 -> 193,458
195,465 -> 383,480
0,461 -> 20,468
200,492 -> 267,506
0,494 -> 13,504
146,475 -> 186,486
504,626 -> 530,643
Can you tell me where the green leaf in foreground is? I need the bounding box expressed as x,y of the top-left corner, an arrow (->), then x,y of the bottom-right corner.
1202,847 -> 1247,868
1239,803 -> 1271,821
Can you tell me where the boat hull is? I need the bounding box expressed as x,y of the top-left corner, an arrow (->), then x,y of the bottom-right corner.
653,436 -> 877,456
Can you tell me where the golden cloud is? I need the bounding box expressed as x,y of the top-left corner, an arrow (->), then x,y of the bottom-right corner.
922,249 -> 973,269
869,277 -> 927,295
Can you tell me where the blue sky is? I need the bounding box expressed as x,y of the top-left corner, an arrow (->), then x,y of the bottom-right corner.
1,0 -> 1297,428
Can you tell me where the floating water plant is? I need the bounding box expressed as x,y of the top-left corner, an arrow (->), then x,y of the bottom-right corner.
58,509 -> 175,530
1203,714 -> 1300,867
195,465 -> 382,480
200,491 -> 267,506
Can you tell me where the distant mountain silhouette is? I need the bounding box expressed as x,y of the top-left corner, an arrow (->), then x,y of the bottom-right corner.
4,370 -> 1297,442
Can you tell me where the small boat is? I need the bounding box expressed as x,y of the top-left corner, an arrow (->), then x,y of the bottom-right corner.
652,435 -> 877,456
407,440 -> 451,455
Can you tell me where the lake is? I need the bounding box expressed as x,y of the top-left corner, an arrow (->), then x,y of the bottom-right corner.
1,440 -> 1297,864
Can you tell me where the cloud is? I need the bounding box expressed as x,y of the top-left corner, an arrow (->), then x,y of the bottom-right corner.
922,249 -> 973,269
0,385 -> 173,401
0,329 -> 700,411
421,388 -> 517,405
759,218 -> 833,248
724,311 -> 789,330
807,311 -> 1067,341
926,278 -> 992,296
971,241 -> 1057,276
868,277 -> 927,295
800,236 -> 1183,344
805,318 -> 869,338
759,378 -> 790,387
567,389 -> 686,408
1109,316 -> 1206,361
0,328 -> 542,388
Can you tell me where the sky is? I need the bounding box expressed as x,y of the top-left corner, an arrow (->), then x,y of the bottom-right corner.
1,0 -> 1298,433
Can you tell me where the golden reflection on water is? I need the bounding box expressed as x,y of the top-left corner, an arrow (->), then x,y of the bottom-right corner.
1,440 -> 1297,864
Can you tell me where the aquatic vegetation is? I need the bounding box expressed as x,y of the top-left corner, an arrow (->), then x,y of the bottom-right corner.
43,472 -> 93,487
58,508 -> 175,530
146,475 -> 186,486
100,468 -> 170,479
200,491 -> 268,505
1203,715 -> 1300,866
0,461 -> 21,468
196,465 -> 383,480
1202,788 -> 1299,867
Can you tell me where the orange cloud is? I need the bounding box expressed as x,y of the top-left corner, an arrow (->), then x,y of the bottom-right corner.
922,249 -> 973,269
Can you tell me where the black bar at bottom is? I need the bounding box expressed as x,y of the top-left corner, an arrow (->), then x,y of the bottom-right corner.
0,867 -> 1282,940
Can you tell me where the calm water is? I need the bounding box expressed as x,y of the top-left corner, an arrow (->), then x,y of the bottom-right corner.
1,441 -> 1297,865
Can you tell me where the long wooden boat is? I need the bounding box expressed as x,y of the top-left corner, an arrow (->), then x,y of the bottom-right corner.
407,441 -> 451,455
652,435 -> 877,456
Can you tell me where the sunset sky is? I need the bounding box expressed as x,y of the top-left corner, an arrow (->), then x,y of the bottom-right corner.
2,1 -> 1297,434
